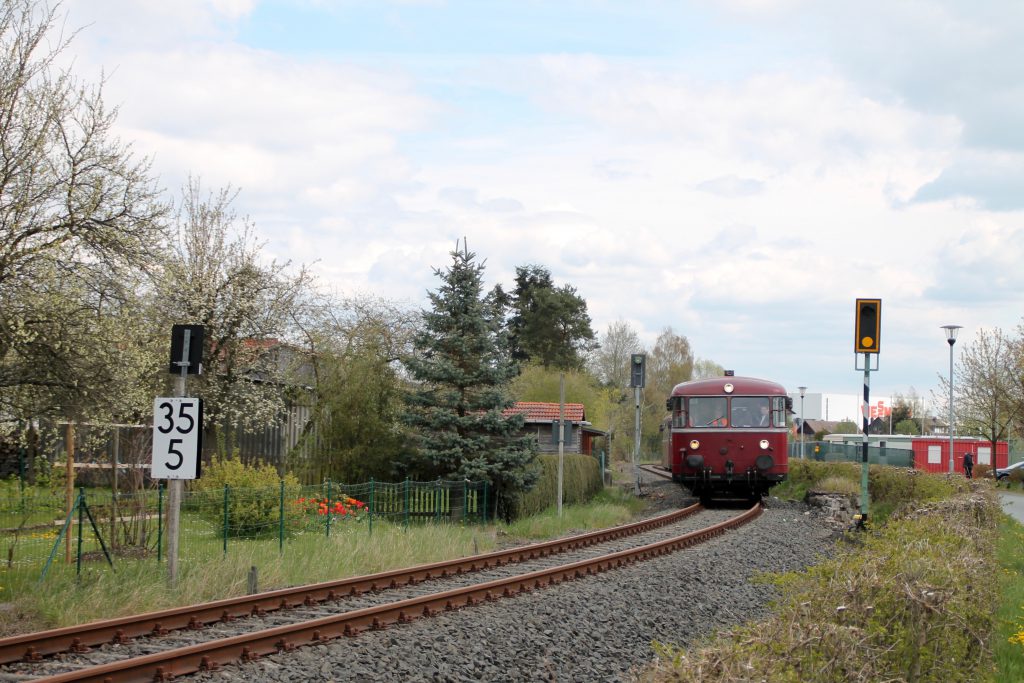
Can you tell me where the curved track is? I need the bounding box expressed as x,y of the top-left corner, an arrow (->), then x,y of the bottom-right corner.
9,503 -> 761,682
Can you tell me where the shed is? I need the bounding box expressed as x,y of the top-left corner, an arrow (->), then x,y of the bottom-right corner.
503,402 -> 606,456
911,437 -> 1008,474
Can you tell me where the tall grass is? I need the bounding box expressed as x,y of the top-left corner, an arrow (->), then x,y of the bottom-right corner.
994,503 -> 1024,682
0,488 -> 643,637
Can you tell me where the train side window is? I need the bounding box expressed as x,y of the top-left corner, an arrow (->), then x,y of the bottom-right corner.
689,397 -> 728,427
667,397 -> 687,428
771,396 -> 786,427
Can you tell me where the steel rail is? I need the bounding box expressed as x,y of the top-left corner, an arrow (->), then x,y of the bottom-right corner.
639,464 -> 673,480
0,504 -> 701,665
36,503 -> 761,683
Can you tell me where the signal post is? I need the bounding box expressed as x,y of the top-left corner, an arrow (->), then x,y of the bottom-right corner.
854,299 -> 881,528
630,354 -> 645,496
153,325 -> 204,585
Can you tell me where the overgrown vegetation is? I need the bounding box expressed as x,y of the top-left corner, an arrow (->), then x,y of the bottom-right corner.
774,460 -> 970,524
515,454 -> 603,517
647,492 -> 1001,682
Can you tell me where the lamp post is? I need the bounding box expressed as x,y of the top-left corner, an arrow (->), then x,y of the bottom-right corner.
798,386 -> 807,460
941,325 -> 962,474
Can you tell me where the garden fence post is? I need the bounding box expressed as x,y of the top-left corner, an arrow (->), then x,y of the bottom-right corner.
223,484 -> 230,557
404,478 -> 410,529
157,483 -> 164,563
279,480 -> 285,554
76,487 -> 85,577
326,479 -> 332,539
369,478 -> 375,535
463,480 -> 468,521
483,481 -> 488,525
435,478 -> 441,523
17,423 -> 25,511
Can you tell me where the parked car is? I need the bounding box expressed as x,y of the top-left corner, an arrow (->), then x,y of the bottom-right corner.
994,461 -> 1024,481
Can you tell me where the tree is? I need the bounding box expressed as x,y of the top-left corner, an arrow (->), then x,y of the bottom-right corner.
401,242 -> 537,520
894,419 -> 920,435
506,265 -> 596,370
154,180 -> 312,457
692,358 -> 725,380
1006,322 -> 1024,433
833,420 -> 859,434
586,321 -> 642,460
941,327 -> 1015,463
292,294 -> 417,483
510,363 -> 612,435
642,327 -> 695,455
589,320 -> 642,388
0,0 -> 166,421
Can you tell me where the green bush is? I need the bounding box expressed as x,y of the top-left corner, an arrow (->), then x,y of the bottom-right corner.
189,455 -> 301,537
516,454 -> 602,518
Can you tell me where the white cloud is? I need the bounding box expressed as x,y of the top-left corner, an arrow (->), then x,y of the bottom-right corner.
51,0 -> 1024,397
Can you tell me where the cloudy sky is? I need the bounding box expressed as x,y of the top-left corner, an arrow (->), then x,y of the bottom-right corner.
61,0 -> 1024,406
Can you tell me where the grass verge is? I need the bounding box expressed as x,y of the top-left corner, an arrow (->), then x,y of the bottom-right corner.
646,491 -> 1002,682
994,500 -> 1024,681
0,486 -> 643,637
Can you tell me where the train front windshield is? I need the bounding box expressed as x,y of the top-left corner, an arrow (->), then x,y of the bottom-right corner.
676,396 -> 786,428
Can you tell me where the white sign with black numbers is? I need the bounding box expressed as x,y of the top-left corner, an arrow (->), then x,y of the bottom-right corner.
152,397 -> 203,479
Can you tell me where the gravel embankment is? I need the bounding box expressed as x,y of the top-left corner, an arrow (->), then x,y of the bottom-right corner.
192,475 -> 837,682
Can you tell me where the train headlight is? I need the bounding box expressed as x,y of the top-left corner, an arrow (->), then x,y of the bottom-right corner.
755,455 -> 774,471
685,454 -> 704,468
689,439 -> 700,450
759,439 -> 770,450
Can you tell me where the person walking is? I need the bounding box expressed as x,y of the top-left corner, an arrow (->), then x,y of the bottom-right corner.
963,451 -> 974,479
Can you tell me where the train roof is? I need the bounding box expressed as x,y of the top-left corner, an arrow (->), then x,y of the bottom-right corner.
669,375 -> 788,397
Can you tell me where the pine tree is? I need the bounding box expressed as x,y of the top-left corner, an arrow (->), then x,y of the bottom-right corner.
401,241 -> 537,520
507,265 -> 596,370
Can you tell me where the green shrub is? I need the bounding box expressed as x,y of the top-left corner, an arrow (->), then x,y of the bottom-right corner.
516,454 -> 602,518
189,455 -> 301,537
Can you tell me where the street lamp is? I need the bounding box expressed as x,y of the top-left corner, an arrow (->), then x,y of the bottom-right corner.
798,386 -> 807,460
941,325 -> 962,474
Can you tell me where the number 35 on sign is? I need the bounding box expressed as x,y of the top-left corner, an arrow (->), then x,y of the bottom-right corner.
152,397 -> 203,479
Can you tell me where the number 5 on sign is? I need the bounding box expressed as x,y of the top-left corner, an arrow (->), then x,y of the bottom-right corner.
152,397 -> 203,479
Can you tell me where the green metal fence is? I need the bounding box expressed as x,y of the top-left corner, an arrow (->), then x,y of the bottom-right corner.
0,478 -> 488,594
789,441 -> 915,468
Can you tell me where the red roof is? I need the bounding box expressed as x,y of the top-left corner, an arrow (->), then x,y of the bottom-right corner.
505,401 -> 585,422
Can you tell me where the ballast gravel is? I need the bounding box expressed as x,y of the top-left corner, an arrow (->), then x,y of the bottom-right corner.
192,476 -> 838,682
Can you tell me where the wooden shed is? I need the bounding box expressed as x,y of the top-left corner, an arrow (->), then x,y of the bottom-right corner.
503,402 -> 606,456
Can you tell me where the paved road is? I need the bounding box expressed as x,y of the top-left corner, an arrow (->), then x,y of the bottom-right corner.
999,490 -> 1024,524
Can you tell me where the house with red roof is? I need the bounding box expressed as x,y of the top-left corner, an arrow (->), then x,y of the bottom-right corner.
503,402 -> 606,456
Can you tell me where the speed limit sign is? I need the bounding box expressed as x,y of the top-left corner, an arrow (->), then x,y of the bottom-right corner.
152,397 -> 203,479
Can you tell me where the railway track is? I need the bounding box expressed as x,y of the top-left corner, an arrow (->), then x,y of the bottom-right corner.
639,463 -> 673,480
3,503 -> 760,682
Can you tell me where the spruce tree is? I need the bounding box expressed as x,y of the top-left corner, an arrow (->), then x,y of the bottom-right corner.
402,241 -> 537,520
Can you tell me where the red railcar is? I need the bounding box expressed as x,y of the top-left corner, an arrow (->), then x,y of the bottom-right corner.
662,374 -> 790,502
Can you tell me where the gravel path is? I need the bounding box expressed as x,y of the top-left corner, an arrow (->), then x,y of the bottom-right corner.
185,475 -> 836,682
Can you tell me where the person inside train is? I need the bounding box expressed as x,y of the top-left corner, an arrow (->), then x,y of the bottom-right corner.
757,404 -> 771,427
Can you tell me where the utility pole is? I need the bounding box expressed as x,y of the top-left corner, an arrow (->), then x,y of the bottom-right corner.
557,373 -> 565,517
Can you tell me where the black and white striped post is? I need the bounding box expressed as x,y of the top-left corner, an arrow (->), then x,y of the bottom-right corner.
855,299 -> 881,528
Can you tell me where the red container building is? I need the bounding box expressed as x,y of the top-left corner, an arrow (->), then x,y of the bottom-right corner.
911,437 -> 1008,474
